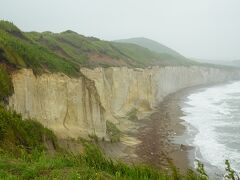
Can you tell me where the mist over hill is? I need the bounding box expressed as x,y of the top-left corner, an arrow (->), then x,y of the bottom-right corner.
192,57 -> 240,68
116,37 -> 184,58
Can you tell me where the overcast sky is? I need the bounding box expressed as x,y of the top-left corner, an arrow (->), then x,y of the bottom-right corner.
0,0 -> 240,61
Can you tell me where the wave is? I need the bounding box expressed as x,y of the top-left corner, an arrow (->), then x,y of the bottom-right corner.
181,81 -> 240,171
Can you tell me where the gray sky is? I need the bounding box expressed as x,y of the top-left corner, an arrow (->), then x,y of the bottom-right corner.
1,0 -> 240,61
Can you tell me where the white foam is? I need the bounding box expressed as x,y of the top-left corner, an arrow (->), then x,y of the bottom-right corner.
181,81 -> 240,171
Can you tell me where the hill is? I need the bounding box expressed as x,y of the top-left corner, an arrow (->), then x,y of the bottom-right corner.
0,20 -> 197,78
115,37 -> 183,58
230,59 -> 240,67
26,31 -> 197,68
0,21 -> 80,77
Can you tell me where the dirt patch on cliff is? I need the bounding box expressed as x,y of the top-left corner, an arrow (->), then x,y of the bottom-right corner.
88,54 -> 128,67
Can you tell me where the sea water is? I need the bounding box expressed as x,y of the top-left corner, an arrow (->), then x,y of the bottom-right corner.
181,81 -> 240,172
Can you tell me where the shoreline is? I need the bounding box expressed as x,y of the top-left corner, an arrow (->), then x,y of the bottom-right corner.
135,87 -> 199,172
101,81 -> 236,176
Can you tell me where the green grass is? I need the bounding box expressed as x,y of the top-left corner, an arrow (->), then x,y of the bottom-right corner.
0,142 -> 200,180
1,19 -> 196,78
0,64 -> 13,102
25,30 -> 130,67
0,106 -> 238,179
0,20 -> 236,79
27,30 -> 197,68
0,21 -> 80,77
0,21 -> 26,40
23,22 -> 198,68
0,106 -> 57,155
127,108 -> 138,121
0,140 -> 211,180
106,121 -> 121,142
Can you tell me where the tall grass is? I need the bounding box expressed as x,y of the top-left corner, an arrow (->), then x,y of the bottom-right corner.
106,121 -> 121,142
0,64 -> 13,102
0,106 -> 57,156
0,21 -> 80,77
0,106 -> 238,179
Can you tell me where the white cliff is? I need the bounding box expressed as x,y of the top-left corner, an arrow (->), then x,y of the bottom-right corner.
8,66 -> 238,139
81,66 -> 236,122
8,69 -> 106,139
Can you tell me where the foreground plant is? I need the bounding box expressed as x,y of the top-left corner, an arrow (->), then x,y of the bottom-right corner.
1,107 -> 240,179
224,160 -> 240,180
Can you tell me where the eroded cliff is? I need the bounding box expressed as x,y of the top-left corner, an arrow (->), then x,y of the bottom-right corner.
8,69 -> 106,139
9,66 -> 238,139
81,66 -> 237,122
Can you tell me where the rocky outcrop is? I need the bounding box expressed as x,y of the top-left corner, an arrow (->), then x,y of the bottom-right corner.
8,66 -> 239,139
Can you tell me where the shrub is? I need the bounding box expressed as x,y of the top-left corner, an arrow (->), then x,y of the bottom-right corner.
0,64 -> 13,102
127,108 -> 138,121
106,121 -> 121,142
0,106 -> 57,155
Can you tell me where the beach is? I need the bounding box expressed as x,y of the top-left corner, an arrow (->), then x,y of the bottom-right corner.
135,87 -> 199,172
101,82 -> 237,177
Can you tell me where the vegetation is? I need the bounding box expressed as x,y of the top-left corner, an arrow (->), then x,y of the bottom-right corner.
0,143 -> 168,179
0,20 -> 236,80
106,121 -> 121,142
115,37 -> 184,58
0,20 -> 80,77
0,106 -> 57,155
0,106 -> 239,179
127,108 -> 138,121
224,160 -> 240,180
0,64 -> 13,102
0,107 -> 175,179
0,20 -> 199,72
195,160 -> 208,179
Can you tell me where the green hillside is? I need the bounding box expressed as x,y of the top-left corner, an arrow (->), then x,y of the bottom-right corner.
116,37 -> 184,58
26,31 -> 197,68
0,20 -> 197,76
0,21 -> 80,77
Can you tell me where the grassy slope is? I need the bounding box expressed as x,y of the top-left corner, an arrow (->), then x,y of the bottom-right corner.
0,64 -> 13,102
111,42 -> 196,66
116,37 -> 183,58
0,20 -> 234,78
0,106 -> 238,179
0,106 -> 207,180
0,20 -> 198,76
26,31 -> 198,68
0,21 -> 80,77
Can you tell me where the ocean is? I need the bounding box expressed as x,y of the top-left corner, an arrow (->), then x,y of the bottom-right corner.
180,81 -> 240,173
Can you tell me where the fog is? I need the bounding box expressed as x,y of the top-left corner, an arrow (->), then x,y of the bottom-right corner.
1,0 -> 240,61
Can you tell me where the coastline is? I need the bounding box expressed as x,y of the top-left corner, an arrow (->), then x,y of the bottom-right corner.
100,86 -> 199,172
102,81 -> 235,176
135,81 -> 234,175
135,87 -> 198,172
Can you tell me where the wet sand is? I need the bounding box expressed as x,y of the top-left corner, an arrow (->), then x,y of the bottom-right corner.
135,88 -> 198,172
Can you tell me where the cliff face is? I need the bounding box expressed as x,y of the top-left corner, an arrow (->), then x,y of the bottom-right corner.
8,69 -> 106,139
9,67 -> 238,139
81,66 -> 236,122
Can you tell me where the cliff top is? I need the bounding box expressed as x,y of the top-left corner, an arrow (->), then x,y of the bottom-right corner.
0,20 -> 200,77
